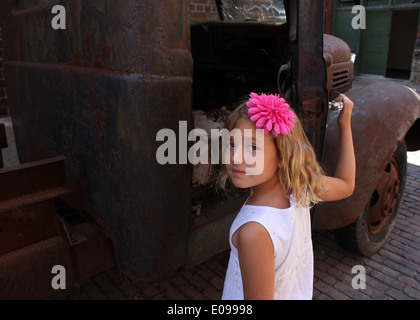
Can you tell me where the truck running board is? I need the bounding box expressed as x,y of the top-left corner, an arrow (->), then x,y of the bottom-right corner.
0,157 -> 116,299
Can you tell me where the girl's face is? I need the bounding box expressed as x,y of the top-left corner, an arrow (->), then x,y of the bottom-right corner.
224,118 -> 281,190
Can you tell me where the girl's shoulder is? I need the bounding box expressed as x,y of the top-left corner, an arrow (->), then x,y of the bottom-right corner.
234,201 -> 310,236
232,204 -> 296,237
231,205 -> 299,258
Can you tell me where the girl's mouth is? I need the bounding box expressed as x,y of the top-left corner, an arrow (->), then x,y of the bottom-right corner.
232,169 -> 247,177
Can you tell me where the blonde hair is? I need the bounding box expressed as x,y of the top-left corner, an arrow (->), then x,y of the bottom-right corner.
217,102 -> 325,208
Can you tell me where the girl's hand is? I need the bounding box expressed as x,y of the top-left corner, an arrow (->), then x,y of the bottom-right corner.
335,93 -> 354,128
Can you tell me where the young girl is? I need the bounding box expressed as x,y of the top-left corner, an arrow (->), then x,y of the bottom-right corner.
219,92 -> 355,300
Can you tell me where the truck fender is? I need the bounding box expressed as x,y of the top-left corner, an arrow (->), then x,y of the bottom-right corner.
313,81 -> 420,230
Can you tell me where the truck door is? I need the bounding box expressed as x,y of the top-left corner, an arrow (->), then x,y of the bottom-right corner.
286,0 -> 329,161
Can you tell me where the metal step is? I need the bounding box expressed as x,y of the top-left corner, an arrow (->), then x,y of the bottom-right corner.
0,157 -> 116,299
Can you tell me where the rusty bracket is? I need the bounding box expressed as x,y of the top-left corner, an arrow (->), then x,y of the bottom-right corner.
57,215 -> 88,246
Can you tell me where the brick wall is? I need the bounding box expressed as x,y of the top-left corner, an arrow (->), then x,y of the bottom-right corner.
190,0 -> 220,22
189,0 -> 284,22
0,27 -> 9,117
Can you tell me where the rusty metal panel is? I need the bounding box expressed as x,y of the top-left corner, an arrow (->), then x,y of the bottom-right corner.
313,82 -> 420,230
0,0 -> 193,281
0,236 -> 75,300
324,34 -> 354,93
0,200 -> 59,255
0,156 -> 69,211
1,1 -> 192,77
3,62 -> 193,281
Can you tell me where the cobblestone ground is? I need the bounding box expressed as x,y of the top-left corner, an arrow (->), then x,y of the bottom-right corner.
49,152 -> 420,300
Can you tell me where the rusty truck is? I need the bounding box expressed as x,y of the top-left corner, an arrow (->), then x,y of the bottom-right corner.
0,0 -> 419,299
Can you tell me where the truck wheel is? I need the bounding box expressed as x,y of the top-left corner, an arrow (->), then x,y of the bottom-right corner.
336,141 -> 407,257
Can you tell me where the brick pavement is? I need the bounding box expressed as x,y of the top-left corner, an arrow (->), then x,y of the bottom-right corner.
48,152 -> 420,301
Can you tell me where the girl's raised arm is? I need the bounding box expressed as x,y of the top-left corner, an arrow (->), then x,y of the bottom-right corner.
319,94 -> 356,202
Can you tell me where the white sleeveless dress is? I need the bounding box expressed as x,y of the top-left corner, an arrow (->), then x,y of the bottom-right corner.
221,198 -> 314,300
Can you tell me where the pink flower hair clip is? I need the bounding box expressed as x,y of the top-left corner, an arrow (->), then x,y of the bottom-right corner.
246,92 -> 297,138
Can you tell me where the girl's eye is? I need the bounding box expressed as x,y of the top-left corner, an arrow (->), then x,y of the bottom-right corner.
249,145 -> 258,151
229,143 -> 235,149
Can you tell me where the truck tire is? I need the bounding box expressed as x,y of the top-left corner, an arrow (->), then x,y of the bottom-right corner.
336,141 -> 407,257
